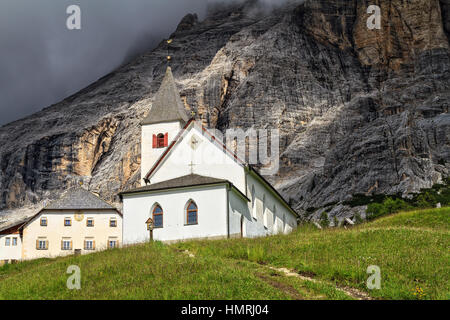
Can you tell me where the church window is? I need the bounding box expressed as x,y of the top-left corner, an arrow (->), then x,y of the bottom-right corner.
263,195 -> 267,229
152,205 -> 163,228
186,201 -> 198,225
251,186 -> 256,219
153,133 -> 168,148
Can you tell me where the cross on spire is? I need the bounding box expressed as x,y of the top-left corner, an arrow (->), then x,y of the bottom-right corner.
166,39 -> 173,65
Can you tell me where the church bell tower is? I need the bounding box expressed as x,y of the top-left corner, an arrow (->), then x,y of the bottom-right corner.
140,66 -> 189,186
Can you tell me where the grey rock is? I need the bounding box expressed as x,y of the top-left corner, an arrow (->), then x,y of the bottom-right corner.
0,0 -> 449,224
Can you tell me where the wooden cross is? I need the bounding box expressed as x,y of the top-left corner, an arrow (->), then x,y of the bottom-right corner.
188,161 -> 196,174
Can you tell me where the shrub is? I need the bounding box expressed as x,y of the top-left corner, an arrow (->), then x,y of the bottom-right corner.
320,211 -> 330,228
366,197 -> 410,220
333,216 -> 339,227
415,192 -> 437,208
354,213 -> 363,224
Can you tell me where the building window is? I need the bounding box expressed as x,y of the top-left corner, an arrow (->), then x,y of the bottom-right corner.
153,205 -> 163,228
84,240 -> 95,251
5,238 -> 10,246
40,217 -> 47,226
62,240 -> 72,251
110,218 -> 117,227
36,239 -> 48,250
108,240 -> 118,249
153,133 -> 168,148
64,218 -> 72,227
12,238 -> 17,246
86,218 -> 94,227
186,200 -> 198,225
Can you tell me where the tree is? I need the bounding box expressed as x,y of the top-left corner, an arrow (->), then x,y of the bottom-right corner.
320,211 -> 330,228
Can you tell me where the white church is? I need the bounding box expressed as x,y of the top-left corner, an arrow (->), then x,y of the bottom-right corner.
120,67 -> 299,244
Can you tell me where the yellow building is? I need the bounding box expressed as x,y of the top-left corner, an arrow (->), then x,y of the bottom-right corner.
0,187 -> 122,262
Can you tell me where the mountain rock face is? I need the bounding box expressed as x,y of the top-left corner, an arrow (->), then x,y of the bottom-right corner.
0,0 -> 449,221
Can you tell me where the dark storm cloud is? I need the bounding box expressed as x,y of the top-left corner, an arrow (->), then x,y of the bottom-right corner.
0,0 -> 301,126
0,0 -> 208,126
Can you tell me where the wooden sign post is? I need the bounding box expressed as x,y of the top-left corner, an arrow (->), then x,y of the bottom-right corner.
146,218 -> 154,242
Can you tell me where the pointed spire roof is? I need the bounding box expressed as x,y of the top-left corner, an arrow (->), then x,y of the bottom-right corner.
141,67 -> 189,125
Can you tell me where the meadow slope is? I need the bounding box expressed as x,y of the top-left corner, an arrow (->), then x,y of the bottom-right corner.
0,207 -> 448,300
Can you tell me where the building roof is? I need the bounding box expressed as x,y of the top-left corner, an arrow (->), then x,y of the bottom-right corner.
120,174 -> 228,195
141,67 -> 189,125
0,217 -> 30,234
120,174 -> 250,201
44,187 -> 117,210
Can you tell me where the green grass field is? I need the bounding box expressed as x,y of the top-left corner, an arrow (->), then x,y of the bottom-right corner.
0,207 -> 448,300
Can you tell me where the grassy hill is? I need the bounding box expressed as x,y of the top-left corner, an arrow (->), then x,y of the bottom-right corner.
0,207 -> 448,300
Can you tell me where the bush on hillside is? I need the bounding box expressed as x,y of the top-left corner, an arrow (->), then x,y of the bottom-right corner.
320,211 -> 330,228
366,197 -> 411,220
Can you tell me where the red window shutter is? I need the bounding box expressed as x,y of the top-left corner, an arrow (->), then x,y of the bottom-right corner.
152,134 -> 157,148
164,133 -> 168,147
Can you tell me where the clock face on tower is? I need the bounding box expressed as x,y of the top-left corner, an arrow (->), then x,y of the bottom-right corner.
74,211 -> 84,222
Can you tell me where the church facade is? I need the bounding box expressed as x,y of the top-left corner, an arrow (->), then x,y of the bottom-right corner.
120,67 -> 298,244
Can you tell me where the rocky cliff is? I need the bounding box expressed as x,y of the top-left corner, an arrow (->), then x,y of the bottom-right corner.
0,0 -> 449,222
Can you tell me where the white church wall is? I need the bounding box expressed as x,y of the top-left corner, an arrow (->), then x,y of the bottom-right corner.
148,123 -> 247,194
246,173 -> 297,236
0,234 -> 22,261
228,189 -> 251,238
122,184 -> 228,244
22,210 -> 122,260
141,121 -> 183,186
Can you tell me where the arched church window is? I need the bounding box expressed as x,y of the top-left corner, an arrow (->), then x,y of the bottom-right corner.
186,200 -> 198,225
152,204 -> 163,228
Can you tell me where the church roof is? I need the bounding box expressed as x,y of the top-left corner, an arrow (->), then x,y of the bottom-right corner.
141,67 -> 189,125
119,174 -> 249,201
44,187 -> 117,211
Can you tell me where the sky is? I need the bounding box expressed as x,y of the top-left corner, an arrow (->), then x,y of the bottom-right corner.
0,0 -> 209,126
0,0 -> 299,126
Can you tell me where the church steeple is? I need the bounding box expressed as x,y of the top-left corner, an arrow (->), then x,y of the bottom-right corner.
140,66 -> 190,186
141,67 -> 189,125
